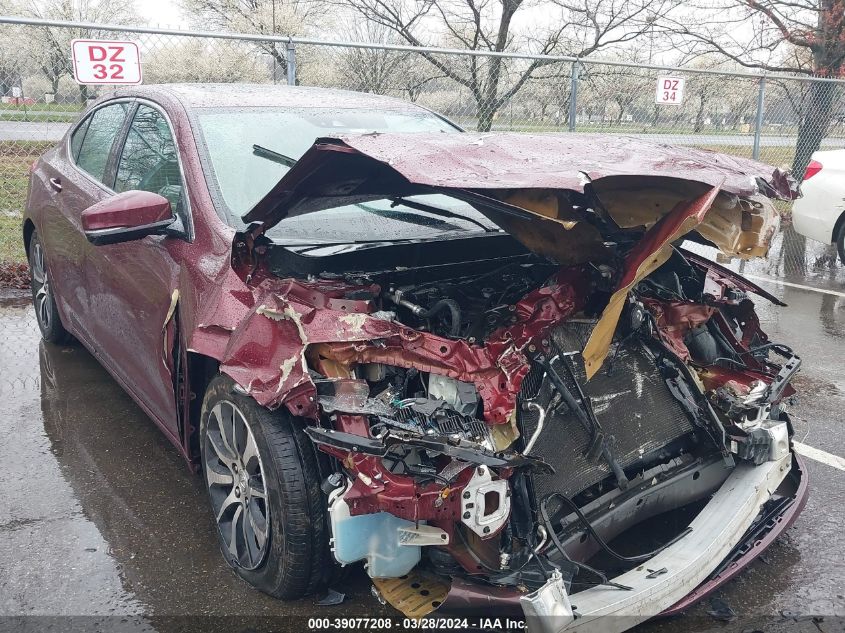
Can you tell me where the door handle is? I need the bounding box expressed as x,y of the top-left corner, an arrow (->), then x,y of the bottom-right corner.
49,177 -> 62,192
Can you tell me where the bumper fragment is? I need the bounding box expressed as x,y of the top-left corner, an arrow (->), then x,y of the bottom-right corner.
522,452 -> 794,633
660,452 -> 808,616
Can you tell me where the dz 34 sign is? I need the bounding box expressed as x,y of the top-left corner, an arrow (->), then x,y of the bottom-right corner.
72,39 -> 142,85
655,76 -> 685,105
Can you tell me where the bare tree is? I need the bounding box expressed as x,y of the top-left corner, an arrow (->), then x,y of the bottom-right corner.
684,67 -> 726,133
2,0 -> 143,103
660,1 -> 845,176
0,22 -> 29,97
39,45 -> 66,95
338,30 -> 408,94
333,21 -> 445,98
722,78 -> 759,129
180,0 -> 322,80
333,0 -> 678,131
659,0 -> 845,274
523,69 -> 571,127
583,47 -> 657,127
144,40 -> 269,83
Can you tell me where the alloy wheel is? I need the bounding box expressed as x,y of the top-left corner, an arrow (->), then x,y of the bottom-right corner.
31,240 -> 52,331
203,400 -> 270,570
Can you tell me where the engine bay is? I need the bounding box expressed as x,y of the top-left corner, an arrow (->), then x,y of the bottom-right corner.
277,244 -> 800,616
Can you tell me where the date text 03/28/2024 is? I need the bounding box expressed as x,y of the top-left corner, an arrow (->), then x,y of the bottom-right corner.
307,618 -> 527,629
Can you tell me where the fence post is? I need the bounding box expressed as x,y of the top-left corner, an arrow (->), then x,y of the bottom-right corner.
568,61 -> 579,132
752,76 -> 766,160
286,39 -> 297,86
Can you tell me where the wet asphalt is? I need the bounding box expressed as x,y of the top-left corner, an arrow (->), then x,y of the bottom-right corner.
0,282 -> 843,633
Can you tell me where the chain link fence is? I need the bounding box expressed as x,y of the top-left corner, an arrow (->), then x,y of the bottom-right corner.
1,16 -> 844,389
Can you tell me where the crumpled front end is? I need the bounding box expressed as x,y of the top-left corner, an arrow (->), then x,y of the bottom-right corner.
197,135 -> 806,630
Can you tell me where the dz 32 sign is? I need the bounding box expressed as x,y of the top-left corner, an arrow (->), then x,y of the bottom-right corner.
72,39 -> 142,85
655,76 -> 685,105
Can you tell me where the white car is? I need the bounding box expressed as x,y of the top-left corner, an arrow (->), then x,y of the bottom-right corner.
792,150 -> 845,263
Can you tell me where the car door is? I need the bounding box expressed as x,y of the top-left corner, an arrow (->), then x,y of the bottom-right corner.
39,101 -> 131,344
84,101 -> 189,439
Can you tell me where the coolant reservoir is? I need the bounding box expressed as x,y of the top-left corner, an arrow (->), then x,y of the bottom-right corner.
328,486 -> 422,578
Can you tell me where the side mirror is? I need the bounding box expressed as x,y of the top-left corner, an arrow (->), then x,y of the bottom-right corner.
82,190 -> 176,246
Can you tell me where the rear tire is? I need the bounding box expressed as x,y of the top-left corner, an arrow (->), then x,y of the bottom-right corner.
199,374 -> 330,599
836,221 -> 845,266
28,231 -> 70,344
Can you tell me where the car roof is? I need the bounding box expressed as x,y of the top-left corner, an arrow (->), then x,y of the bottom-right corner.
110,83 -> 429,112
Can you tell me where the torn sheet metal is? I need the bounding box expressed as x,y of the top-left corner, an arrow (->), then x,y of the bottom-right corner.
642,299 -> 716,361
582,186 -> 721,379
217,271 -> 584,422
181,133 -> 795,426
161,289 -> 180,369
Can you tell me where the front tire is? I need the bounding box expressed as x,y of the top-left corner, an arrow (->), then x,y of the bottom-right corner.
199,374 -> 330,599
836,221 -> 845,266
29,231 -> 70,344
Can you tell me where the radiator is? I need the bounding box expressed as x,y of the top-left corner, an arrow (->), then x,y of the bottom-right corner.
517,321 -> 694,501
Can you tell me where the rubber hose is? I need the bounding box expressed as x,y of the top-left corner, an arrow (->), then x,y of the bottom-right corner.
418,299 -> 462,337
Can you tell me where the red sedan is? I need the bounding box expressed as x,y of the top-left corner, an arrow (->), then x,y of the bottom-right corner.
23,84 -> 807,631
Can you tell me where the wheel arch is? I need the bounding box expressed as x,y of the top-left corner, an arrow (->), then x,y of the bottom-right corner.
184,350 -> 220,469
831,209 -> 845,244
22,219 -> 35,258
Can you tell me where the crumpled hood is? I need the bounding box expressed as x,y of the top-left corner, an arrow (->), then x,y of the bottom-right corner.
242,132 -> 797,230
236,132 -> 798,381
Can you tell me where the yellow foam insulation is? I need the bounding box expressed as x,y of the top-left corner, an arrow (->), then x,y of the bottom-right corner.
471,189 -> 611,266
488,411 -> 521,452
305,343 -> 354,378
161,289 -> 180,369
491,213 -> 611,266
582,185 -> 722,379
597,185 -> 779,259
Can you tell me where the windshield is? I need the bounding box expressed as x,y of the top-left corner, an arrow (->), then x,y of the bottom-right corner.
194,106 -> 500,244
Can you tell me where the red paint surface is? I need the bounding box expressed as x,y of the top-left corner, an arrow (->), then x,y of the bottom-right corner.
25,85 -> 795,458
642,299 -> 715,361
214,269 -> 585,424
80,189 -> 172,231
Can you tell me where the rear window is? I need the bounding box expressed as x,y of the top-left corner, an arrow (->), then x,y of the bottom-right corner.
75,102 -> 129,183
69,117 -> 90,161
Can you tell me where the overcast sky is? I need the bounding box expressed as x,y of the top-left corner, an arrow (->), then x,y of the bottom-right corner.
136,0 -> 186,29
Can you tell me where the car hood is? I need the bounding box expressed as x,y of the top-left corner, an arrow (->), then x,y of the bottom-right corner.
242,132 -> 797,231
240,132 -> 796,379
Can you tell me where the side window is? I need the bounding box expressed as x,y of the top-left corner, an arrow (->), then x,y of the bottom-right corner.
75,103 -> 128,182
115,105 -> 183,212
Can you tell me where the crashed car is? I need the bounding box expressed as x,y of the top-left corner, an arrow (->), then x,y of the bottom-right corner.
24,84 -> 807,631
